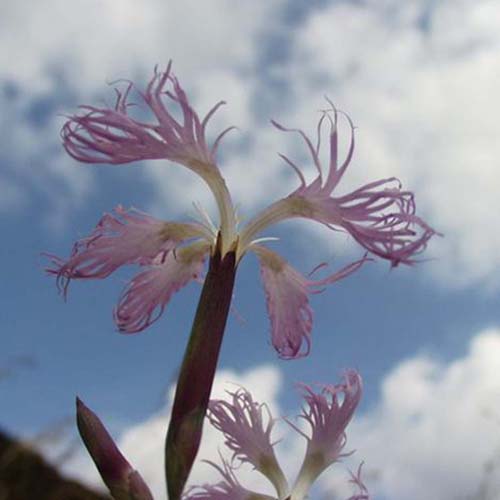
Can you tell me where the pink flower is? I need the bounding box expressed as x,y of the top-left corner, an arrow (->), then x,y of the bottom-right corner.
208,388 -> 288,497
49,62 -> 436,355
188,371 -> 368,500
288,370 -> 363,496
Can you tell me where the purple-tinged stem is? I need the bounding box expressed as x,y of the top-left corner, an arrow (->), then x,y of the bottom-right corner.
165,236 -> 237,499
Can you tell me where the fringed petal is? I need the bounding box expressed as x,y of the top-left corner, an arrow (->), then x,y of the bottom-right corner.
346,463 -> 370,500
298,370 -> 362,462
253,246 -> 368,359
46,205 -> 207,297
62,61 -> 230,171
289,370 -> 363,495
321,181 -> 438,266
114,242 -> 209,333
208,389 -> 288,496
243,103 -> 438,266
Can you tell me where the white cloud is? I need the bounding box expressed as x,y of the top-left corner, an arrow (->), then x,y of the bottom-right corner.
4,0 -> 499,290
0,175 -> 27,212
0,0 -> 283,225
281,0 -> 500,289
0,91 -> 93,225
0,0 -> 277,93
320,328 -> 500,500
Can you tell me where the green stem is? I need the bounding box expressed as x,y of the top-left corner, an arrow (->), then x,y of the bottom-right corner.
165,239 -> 237,499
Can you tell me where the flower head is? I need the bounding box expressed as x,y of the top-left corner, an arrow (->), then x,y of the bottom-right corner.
187,371 -> 368,500
208,387 -> 288,497
289,370 -> 363,496
49,62 -> 437,357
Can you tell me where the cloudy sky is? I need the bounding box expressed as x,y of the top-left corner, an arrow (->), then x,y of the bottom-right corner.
1,0 -> 500,498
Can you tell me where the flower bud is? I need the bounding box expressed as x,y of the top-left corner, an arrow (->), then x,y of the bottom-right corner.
76,398 -> 154,500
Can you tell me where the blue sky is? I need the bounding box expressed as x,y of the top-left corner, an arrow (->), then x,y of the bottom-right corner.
1,1 -> 500,498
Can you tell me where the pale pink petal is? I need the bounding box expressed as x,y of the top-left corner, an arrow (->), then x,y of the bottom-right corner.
184,458 -> 276,500
62,61 -> 232,169
249,104 -> 438,267
208,389 -> 288,496
346,463 -> 370,500
46,205 -> 206,296
317,183 -> 437,267
253,246 -> 368,359
114,242 -> 209,333
290,370 -> 363,493
299,370 -> 362,462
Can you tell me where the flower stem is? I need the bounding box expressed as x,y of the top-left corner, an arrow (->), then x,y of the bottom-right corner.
165,236 -> 237,499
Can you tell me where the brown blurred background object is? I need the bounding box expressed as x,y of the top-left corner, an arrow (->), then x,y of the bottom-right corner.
0,428 -> 110,500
